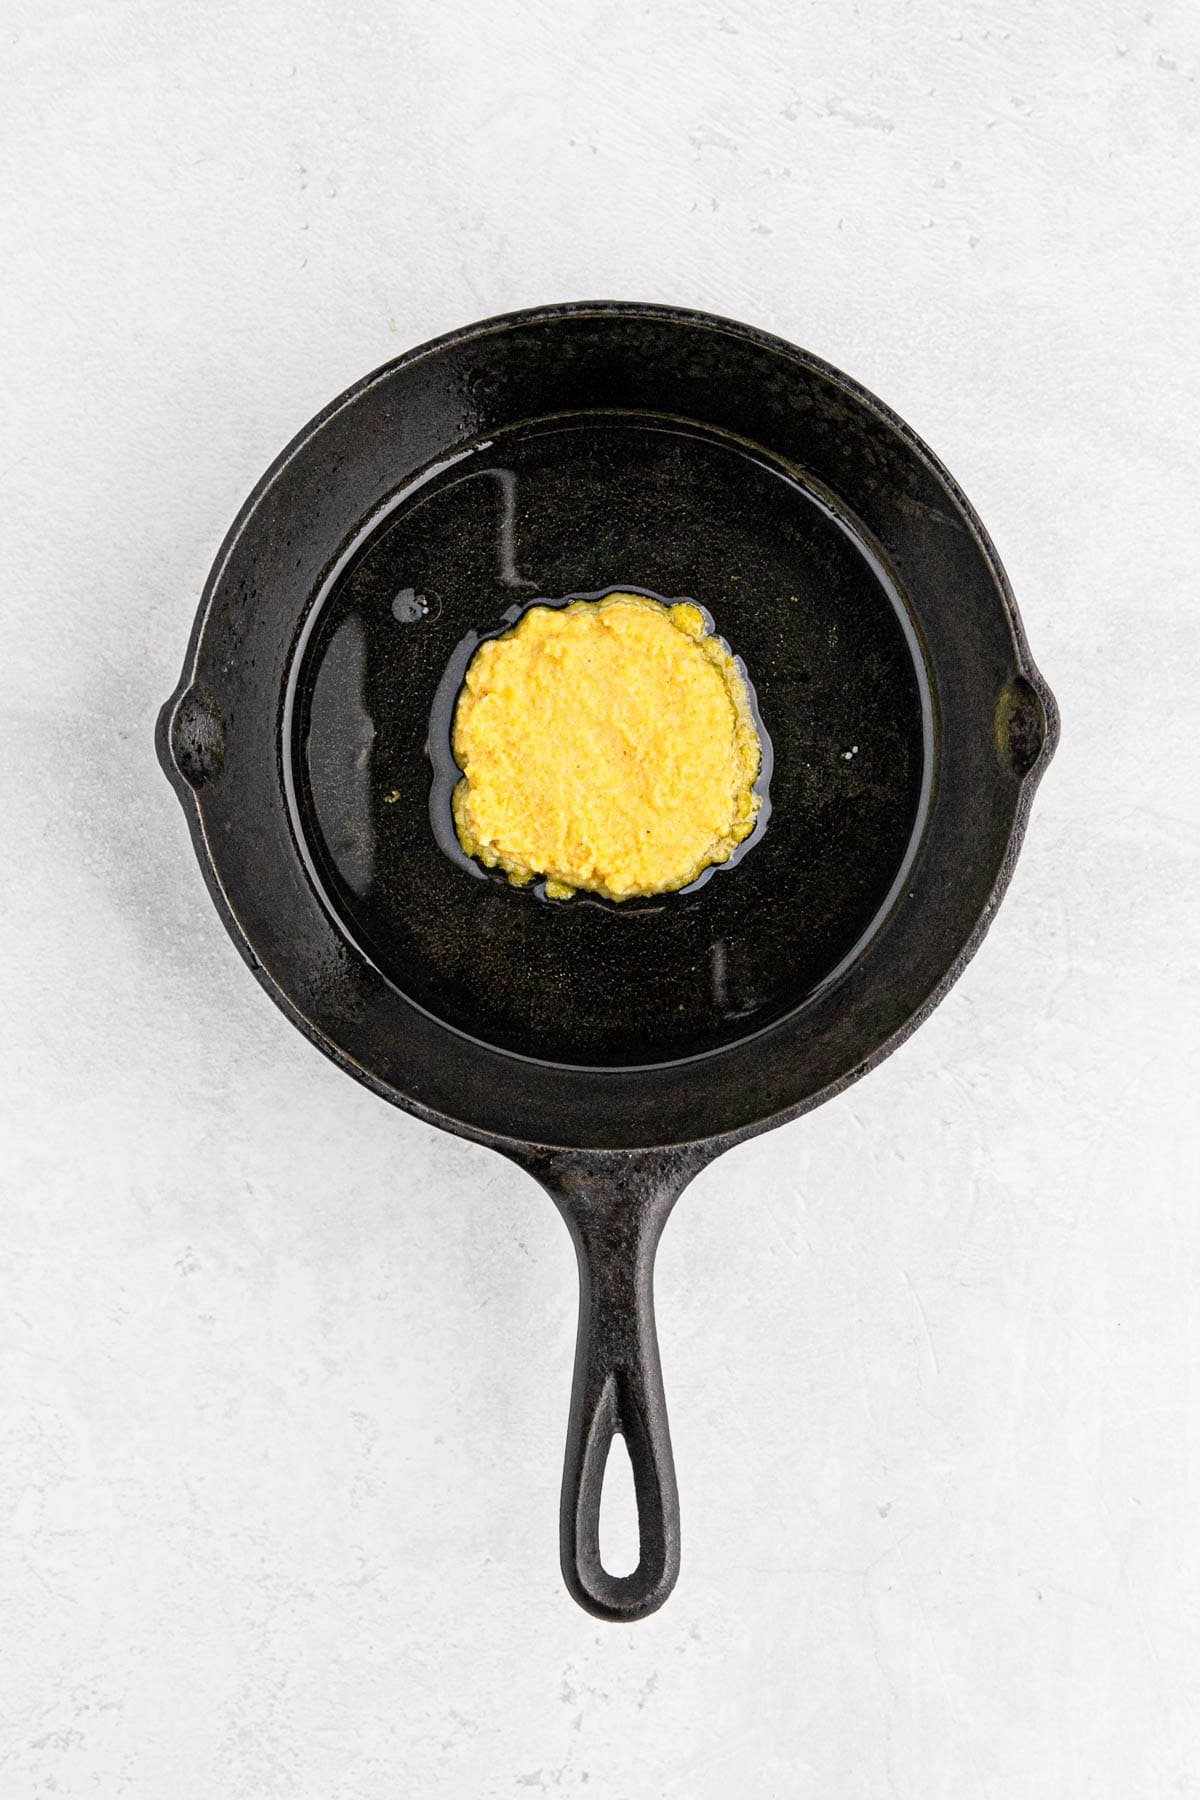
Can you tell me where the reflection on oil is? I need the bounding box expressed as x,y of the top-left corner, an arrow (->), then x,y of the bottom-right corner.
395,460 -> 538,594
305,613 -> 375,896
484,468 -> 539,590
710,939 -> 728,1008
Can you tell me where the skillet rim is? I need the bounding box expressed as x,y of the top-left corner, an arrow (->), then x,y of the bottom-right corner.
158,299 -> 1059,1157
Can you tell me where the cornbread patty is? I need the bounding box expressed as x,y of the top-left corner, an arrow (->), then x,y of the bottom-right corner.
450,593 -> 762,901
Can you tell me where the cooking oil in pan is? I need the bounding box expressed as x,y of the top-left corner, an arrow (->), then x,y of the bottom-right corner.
288,413 -> 931,1069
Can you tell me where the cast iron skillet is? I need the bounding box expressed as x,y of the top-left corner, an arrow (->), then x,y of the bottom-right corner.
158,302 -> 1058,1621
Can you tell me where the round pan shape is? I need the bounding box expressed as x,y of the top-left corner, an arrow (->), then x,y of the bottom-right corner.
159,303 -> 1058,1619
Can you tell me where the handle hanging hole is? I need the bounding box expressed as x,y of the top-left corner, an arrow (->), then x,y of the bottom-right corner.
598,1431 -> 640,1577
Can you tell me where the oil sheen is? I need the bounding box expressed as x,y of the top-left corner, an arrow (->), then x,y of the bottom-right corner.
292,416 -> 928,1066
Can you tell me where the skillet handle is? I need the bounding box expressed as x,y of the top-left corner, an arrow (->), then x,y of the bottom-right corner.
523,1148 -> 708,1622
562,1194 -> 677,1620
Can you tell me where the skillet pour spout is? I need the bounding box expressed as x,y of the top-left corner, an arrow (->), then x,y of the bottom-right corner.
158,301 -> 1057,1618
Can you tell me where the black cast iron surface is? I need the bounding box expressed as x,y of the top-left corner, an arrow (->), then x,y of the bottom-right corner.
158,301 -> 1058,1620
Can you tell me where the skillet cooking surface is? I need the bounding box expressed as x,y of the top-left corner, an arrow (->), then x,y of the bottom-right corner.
290,415 -> 931,1068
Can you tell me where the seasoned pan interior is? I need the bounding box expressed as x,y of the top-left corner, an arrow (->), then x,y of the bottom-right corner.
287,414 -> 932,1069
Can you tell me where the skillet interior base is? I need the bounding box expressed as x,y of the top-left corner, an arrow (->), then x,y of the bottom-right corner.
291,414 -> 930,1070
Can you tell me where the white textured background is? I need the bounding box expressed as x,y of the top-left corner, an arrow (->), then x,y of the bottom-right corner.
3,1 -> 1199,1795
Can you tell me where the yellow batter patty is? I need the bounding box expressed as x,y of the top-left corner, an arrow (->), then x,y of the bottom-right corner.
450,592 -> 762,901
